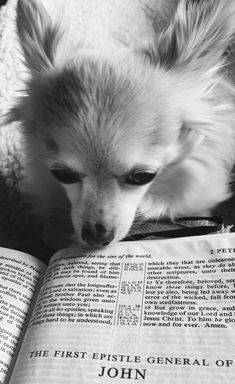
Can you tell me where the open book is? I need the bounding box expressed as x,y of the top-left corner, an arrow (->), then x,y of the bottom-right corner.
1,233 -> 235,383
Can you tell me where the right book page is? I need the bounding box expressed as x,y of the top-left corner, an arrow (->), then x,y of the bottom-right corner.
9,233 -> 235,384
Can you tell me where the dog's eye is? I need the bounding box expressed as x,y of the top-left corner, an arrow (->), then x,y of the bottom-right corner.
125,171 -> 156,186
50,168 -> 81,184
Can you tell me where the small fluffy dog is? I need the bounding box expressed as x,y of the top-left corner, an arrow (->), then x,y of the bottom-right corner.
8,0 -> 235,249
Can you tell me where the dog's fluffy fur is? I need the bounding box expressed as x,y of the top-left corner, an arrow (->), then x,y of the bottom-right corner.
8,0 -> 235,249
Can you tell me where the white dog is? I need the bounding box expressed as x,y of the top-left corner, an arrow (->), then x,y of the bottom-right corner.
8,0 -> 235,249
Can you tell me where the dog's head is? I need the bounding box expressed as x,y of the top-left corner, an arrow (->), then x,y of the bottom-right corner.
11,0 -> 235,247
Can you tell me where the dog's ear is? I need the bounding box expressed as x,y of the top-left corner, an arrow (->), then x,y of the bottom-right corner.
156,0 -> 235,72
17,0 -> 61,73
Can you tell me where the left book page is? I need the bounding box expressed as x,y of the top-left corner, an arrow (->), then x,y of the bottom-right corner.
0,247 -> 46,384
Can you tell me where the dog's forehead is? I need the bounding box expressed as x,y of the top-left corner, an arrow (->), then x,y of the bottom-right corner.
38,60 -> 137,127
37,59 -> 180,172
37,58 -> 177,135
52,128 -> 166,176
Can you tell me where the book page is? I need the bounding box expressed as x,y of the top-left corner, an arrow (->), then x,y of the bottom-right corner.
0,248 -> 46,384
9,233 -> 235,384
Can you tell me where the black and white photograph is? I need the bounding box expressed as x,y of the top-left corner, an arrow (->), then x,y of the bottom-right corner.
0,1 -> 235,383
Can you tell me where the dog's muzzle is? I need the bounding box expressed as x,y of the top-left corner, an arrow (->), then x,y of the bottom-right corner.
81,222 -> 114,247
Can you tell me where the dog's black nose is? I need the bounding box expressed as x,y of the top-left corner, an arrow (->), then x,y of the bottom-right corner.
81,222 -> 114,247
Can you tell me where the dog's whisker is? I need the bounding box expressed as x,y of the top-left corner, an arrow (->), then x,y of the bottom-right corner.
25,150 -> 57,165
